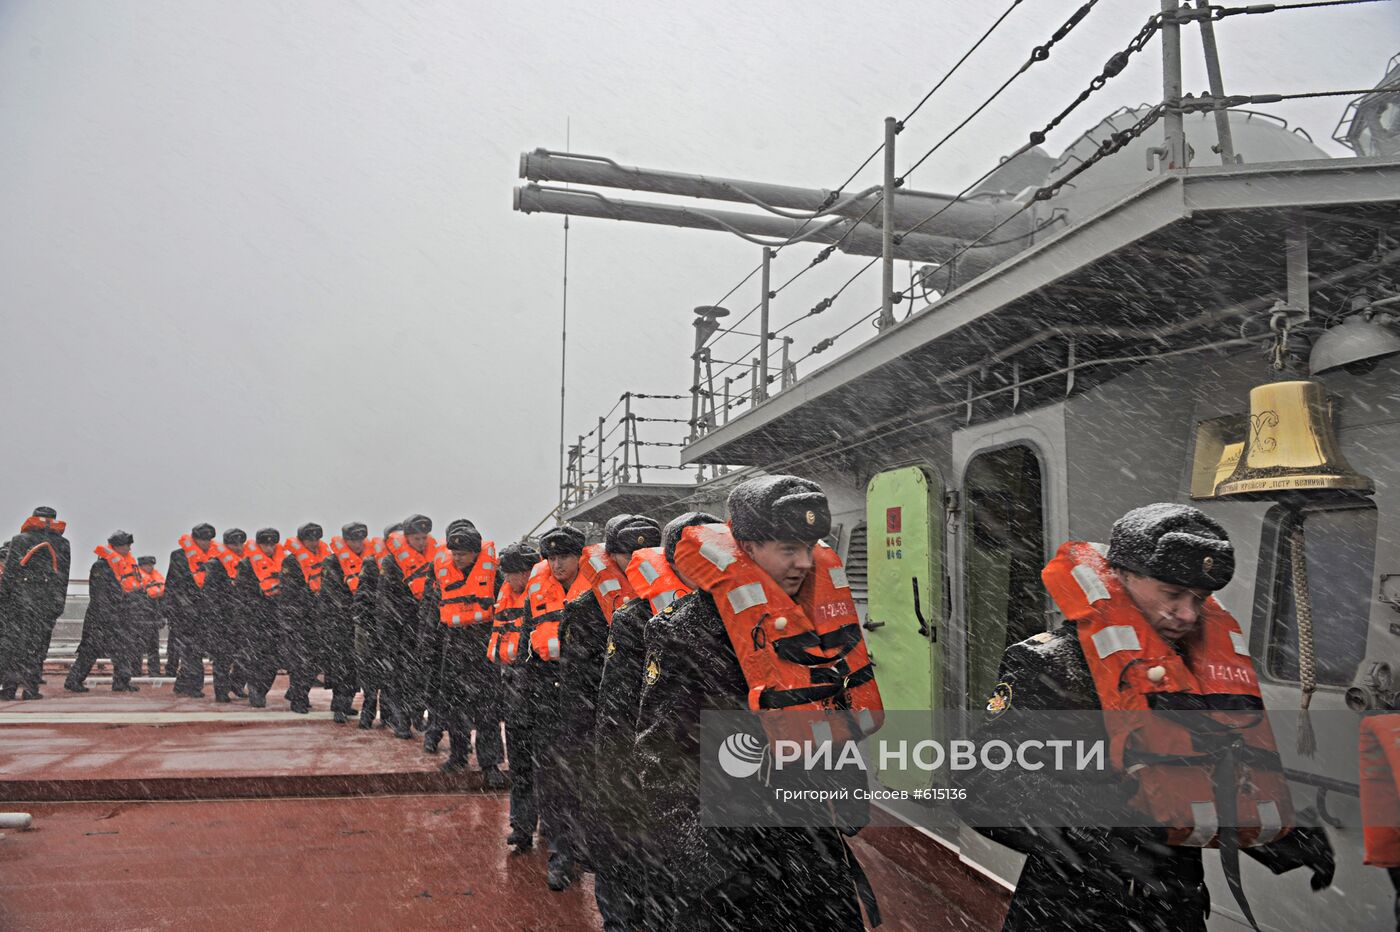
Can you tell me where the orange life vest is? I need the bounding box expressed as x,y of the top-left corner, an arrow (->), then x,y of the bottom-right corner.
284,537 -> 330,594
329,536 -> 379,594
386,531 -> 438,601
579,543 -> 638,623
526,559 -> 589,661
673,523 -> 883,743
210,542 -> 242,580
94,545 -> 140,594
625,547 -> 690,615
489,580 -> 529,664
247,545 -> 286,598
137,566 -> 165,599
433,542 -> 497,626
20,515 -> 66,535
15,516 -> 65,573
178,534 -> 217,589
1042,540 -> 1293,848
1360,714 -> 1400,867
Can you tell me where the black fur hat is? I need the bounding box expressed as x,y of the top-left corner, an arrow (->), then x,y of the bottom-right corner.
341,522 -> 369,542
108,529 -> 134,546
727,475 -> 831,543
403,514 -> 433,536
223,528 -> 247,547
255,528 -> 281,546
539,525 -> 585,557
500,542 -> 542,574
604,514 -> 662,555
191,523 -> 216,541
1106,503 -> 1235,591
297,523 -> 323,543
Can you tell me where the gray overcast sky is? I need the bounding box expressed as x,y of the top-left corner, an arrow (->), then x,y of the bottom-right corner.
1,0 -> 1396,563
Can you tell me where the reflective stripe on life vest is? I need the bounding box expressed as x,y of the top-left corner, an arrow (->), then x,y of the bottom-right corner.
1043,540 -> 1293,849
20,515 -> 66,535
284,537 -> 330,594
673,523 -> 883,743
579,543 -> 637,623
433,541 -> 497,626
95,545 -> 140,594
489,580 -> 529,664
625,547 -> 690,615
386,531 -> 438,601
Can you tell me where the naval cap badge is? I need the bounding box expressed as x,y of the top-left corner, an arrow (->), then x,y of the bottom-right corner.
805,510 -> 816,526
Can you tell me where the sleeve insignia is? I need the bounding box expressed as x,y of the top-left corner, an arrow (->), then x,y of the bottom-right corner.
985,682 -> 1013,718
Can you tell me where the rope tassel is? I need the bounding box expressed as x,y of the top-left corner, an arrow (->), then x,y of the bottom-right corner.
1291,522 -> 1318,758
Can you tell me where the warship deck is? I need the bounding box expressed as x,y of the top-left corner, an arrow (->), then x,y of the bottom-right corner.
0,673 -> 1008,930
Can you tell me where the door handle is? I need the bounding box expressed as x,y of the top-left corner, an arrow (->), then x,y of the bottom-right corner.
912,577 -> 936,642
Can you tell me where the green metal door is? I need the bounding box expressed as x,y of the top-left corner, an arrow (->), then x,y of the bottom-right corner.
865,465 -> 943,790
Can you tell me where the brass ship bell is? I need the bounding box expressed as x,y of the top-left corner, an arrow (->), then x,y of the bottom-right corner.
1215,380 -> 1373,498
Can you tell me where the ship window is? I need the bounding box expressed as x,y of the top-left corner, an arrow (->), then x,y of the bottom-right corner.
1259,504 -> 1375,688
963,445 -> 1046,708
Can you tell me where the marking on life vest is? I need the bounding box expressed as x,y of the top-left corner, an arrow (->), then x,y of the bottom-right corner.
1256,800 -> 1284,845
638,560 -> 661,584
986,682 -> 1013,718
1091,625 -> 1141,659
727,582 -> 768,615
599,578 -> 623,596
644,658 -> 661,685
1184,801 -> 1219,847
700,540 -> 735,572
811,719 -> 833,745
1229,630 -> 1250,656
589,554 -> 608,573
653,589 -> 677,611
1088,541 -> 1109,557
1205,663 -> 1254,685
828,567 -> 849,590
1072,564 -> 1111,605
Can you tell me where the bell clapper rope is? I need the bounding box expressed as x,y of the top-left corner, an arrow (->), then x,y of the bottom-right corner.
1291,521 -> 1318,758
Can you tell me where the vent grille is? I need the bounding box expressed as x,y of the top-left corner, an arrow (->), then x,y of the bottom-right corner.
844,523 -> 869,610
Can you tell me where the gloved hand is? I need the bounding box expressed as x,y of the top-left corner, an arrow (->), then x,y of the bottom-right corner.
1244,825 -> 1335,891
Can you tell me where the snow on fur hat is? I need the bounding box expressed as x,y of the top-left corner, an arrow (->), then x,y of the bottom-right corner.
604,514 -> 662,555
663,512 -> 721,566
500,542 -> 541,574
255,528 -> 281,546
1106,503 -> 1234,591
296,523 -> 323,542
223,528 -> 247,547
108,529 -> 134,546
403,514 -> 433,536
539,525 -> 585,557
191,523 -> 216,541
728,475 -> 831,543
341,522 -> 368,542
445,519 -> 483,553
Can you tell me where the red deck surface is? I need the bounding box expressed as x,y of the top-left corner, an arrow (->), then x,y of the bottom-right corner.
0,680 -> 1009,930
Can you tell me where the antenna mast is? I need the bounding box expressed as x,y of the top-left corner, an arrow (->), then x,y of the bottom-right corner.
557,119 -> 571,517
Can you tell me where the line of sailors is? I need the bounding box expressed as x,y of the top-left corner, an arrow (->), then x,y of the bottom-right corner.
18,492 -> 1400,929
0,478 -> 886,930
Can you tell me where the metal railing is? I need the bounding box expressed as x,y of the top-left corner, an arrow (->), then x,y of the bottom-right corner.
558,391 -> 721,514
